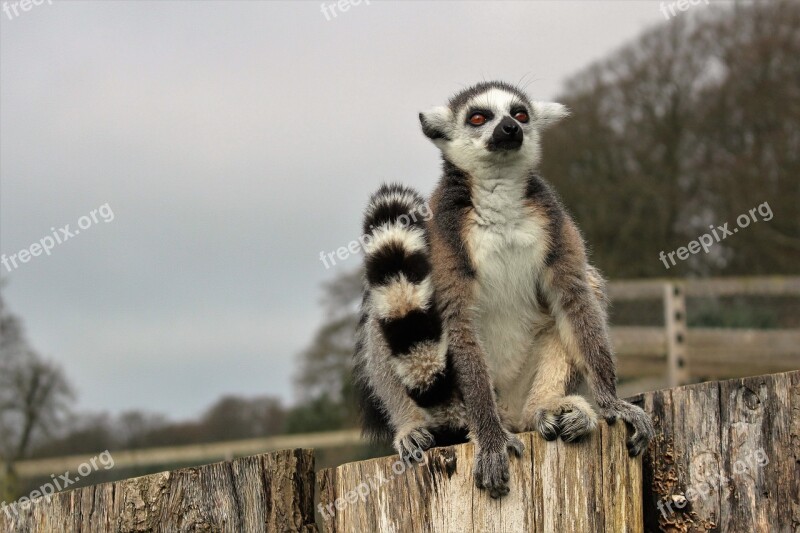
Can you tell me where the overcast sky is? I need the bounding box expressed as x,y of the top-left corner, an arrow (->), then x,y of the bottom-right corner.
1,1 -> 669,420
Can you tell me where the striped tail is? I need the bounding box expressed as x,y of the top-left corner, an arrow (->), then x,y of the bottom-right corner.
362,183 -> 453,407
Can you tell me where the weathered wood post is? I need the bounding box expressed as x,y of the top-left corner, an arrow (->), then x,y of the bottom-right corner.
639,369 -> 799,532
317,423 -> 642,533
0,448 -> 317,533
664,281 -> 689,387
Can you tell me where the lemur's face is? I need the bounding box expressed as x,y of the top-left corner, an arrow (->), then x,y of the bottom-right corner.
419,82 -> 568,176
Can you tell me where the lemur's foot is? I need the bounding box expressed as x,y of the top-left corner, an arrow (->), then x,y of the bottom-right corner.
527,395 -> 598,443
473,432 -> 524,499
393,427 -> 435,462
600,400 -> 655,457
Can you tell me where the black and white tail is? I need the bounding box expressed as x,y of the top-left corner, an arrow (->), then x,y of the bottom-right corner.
356,184 -> 453,416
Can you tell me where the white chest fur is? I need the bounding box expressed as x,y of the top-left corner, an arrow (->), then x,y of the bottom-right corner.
466,178 -> 550,395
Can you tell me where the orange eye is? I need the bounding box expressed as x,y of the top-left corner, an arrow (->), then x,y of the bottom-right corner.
514,111 -> 529,123
469,113 -> 487,126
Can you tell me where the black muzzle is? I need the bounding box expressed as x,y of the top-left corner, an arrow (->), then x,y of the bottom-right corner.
488,116 -> 523,151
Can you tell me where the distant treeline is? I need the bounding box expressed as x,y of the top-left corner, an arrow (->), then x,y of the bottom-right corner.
540,0 -> 799,277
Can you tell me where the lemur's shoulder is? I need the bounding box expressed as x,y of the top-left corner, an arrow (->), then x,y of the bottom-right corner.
427,161 -> 476,279
521,171 -> 589,267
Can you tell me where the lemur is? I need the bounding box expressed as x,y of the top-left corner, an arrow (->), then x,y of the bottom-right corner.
353,81 -> 655,499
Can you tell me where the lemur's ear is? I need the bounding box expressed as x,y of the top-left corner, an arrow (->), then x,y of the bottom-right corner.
532,102 -> 570,128
419,106 -> 453,142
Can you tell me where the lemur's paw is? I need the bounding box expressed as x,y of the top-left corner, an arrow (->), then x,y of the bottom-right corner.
393,427 -> 435,462
527,396 -> 597,442
600,400 -> 655,457
473,433 -> 524,499
558,397 -> 598,443
531,408 -> 561,441
506,433 -> 525,457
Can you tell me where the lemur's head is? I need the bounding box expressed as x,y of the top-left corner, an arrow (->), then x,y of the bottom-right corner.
419,81 -> 568,176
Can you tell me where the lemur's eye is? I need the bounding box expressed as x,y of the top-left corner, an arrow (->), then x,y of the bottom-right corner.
514,111 -> 529,123
469,113 -> 487,126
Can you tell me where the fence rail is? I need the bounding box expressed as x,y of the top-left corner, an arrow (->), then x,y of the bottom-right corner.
613,327 -> 800,379
608,275 -> 800,387
15,429 -> 362,479
607,275 -> 800,300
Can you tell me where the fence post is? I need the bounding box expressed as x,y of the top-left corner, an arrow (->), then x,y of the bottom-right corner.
639,370 -> 799,531
663,282 -> 689,387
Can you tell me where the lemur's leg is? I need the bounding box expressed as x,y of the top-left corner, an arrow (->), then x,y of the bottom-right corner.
521,323 -> 597,442
428,189 -> 524,499
359,317 -> 436,458
520,268 -> 608,441
541,224 -> 654,457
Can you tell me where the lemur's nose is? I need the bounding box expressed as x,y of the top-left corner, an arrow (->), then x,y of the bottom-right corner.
490,116 -> 524,151
502,121 -> 519,134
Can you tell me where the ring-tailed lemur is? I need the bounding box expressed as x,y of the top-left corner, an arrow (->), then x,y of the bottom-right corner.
353,81 -> 655,499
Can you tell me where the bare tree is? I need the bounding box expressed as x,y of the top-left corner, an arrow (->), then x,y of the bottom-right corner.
291,269 -> 362,430
689,0 -> 800,273
0,286 -> 74,498
541,1 -> 799,277
294,269 -> 361,401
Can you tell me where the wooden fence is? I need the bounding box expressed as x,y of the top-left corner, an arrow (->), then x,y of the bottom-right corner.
14,429 -> 362,479
3,370 -> 797,532
608,276 -> 800,388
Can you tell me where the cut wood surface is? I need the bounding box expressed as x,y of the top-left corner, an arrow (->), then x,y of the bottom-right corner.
318,423 -> 642,533
0,448 -> 317,533
638,369 -> 799,532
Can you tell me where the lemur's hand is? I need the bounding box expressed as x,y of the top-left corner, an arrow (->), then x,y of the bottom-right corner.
473,431 -> 524,498
393,427 -> 435,463
600,400 -> 654,457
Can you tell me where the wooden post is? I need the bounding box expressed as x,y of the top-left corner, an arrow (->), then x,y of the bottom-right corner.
638,369 -> 799,532
317,423 -> 642,533
664,282 -> 689,387
0,448 -> 317,533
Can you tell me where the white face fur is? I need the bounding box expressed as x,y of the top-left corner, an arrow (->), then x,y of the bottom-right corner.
420,88 -> 569,181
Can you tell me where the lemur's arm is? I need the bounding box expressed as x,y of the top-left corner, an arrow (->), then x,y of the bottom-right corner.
541,219 -> 654,456
429,188 -> 524,499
